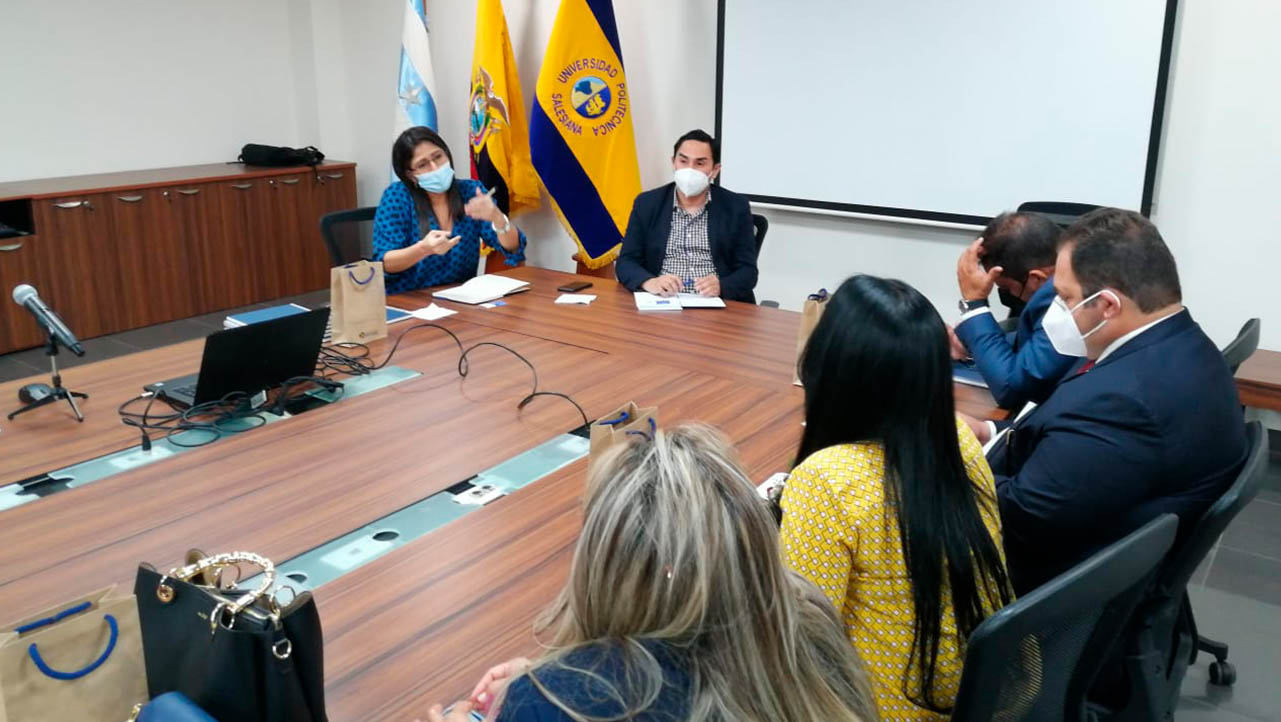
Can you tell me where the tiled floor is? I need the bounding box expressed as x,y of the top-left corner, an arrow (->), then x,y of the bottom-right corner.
1,305 -> 1278,720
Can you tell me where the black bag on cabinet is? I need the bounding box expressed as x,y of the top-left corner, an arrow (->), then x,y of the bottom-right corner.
237,144 -> 325,168
133,551 -> 327,722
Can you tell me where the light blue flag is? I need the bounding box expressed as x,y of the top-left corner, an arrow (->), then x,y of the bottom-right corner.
396,0 -> 438,134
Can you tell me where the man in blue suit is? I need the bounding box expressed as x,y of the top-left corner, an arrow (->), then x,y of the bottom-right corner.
980,208 -> 1247,594
615,130 -> 759,303
953,212 -> 1078,409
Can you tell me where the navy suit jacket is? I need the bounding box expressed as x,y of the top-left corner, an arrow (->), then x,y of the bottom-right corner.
615,183 -> 759,303
955,278 -> 1077,409
988,310 -> 1247,595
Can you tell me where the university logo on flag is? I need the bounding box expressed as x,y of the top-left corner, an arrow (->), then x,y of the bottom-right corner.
531,0 -> 641,269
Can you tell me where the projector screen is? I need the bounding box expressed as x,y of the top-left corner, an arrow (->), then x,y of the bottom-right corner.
717,0 -> 1177,224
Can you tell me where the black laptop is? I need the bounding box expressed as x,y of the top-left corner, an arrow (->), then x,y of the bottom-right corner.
146,308 -> 330,408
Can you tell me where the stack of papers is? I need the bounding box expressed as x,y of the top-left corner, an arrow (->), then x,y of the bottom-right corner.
410,303 -> 458,321
224,303 -> 309,329
433,274 -> 530,305
633,292 -> 727,311
554,293 -> 597,305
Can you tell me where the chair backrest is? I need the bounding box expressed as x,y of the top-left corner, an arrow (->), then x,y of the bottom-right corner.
951,514 -> 1179,722
751,213 -> 768,257
319,206 -> 377,266
1153,421 -> 1267,599
1221,318 -> 1261,374
1016,201 -> 1101,228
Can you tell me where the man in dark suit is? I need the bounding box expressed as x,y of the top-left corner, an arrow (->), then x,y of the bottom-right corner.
953,212 -> 1078,409
979,208 -> 1247,594
615,130 -> 759,303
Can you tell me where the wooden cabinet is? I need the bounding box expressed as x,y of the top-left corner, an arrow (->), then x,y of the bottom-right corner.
0,161 -> 358,354
0,234 -> 47,351
32,195 -> 123,339
107,188 -> 197,328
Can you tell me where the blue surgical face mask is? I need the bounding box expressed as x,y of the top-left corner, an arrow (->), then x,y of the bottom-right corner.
415,163 -> 454,193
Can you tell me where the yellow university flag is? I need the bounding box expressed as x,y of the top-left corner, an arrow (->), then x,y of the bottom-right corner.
470,0 -> 539,227
530,0 -> 641,268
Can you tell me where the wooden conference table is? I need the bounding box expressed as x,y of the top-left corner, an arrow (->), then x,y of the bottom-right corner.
0,267 -> 1002,720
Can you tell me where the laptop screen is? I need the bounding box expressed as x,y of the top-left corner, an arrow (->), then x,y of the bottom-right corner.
192,307 -> 331,405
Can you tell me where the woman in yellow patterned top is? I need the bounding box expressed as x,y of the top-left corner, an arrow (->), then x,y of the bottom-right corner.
780,275 -> 1014,721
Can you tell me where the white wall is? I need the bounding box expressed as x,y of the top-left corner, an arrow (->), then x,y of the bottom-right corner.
0,0 -> 309,181
2,0 -> 1276,353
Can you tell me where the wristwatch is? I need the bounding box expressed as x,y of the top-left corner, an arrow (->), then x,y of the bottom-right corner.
958,298 -> 989,313
491,213 -> 512,234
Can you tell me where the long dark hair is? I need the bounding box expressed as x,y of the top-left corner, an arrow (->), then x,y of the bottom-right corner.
390,126 -> 464,225
795,275 -> 1013,713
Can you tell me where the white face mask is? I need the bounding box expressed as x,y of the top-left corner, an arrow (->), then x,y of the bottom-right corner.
1042,290 -> 1118,357
673,167 -> 711,197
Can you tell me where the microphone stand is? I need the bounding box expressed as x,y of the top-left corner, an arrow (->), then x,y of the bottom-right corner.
7,332 -> 89,422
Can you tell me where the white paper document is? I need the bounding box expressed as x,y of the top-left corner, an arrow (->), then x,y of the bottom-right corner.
432,274 -> 530,304
675,293 -> 726,308
410,303 -> 458,321
554,293 -> 597,305
633,292 -> 726,311
633,292 -> 683,311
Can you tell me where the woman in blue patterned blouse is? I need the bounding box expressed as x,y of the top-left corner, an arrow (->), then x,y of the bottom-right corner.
372,126 -> 527,293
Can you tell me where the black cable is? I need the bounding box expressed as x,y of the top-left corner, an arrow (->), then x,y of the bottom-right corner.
518,391 -> 590,430
456,341 -> 538,389
371,323 -> 464,371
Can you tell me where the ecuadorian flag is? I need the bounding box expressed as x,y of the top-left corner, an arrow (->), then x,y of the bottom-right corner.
530,0 -> 641,269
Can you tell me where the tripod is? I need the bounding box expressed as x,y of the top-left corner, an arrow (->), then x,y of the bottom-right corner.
7,332 -> 88,422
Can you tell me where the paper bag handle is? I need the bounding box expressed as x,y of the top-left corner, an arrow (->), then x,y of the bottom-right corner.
26,613 -> 118,680
346,264 -> 376,286
599,410 -> 631,426
625,417 -> 658,440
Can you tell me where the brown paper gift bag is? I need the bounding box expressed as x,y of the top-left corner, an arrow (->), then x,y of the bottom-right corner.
793,289 -> 831,386
588,401 -> 658,475
330,260 -> 388,344
0,586 -> 148,722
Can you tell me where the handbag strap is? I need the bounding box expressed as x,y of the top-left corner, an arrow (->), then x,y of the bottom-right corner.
161,551 -> 276,616
26,614 -> 118,680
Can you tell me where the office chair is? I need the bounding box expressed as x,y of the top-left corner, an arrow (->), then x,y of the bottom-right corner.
950,514 -> 1179,722
752,213 -> 769,257
319,207 -> 377,266
1016,201 -> 1101,228
1221,318 -> 1261,374
1100,422 -> 1268,721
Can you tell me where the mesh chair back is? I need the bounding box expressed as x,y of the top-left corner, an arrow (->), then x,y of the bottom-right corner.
319,207 -> 377,266
1015,201 -> 1101,229
1221,318 -> 1261,374
951,514 -> 1179,721
751,213 -> 769,257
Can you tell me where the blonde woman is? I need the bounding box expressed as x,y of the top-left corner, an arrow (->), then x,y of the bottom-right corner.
426,424 -> 879,722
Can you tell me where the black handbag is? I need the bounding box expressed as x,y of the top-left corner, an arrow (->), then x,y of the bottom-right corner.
133,551 -> 328,722
237,143 -> 325,168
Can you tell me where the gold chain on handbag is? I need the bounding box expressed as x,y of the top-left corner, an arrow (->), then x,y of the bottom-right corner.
154,551 -> 278,633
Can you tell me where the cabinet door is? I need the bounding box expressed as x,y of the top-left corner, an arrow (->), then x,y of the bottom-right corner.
266,174 -> 328,297
108,188 -> 195,327
173,184 -> 249,315
0,233 -> 49,353
216,179 -> 280,303
32,194 -> 123,338
312,168 -> 357,217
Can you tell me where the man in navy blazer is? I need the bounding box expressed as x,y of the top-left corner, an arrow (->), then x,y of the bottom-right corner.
615,130 -> 759,303
979,209 -> 1247,595
953,212 -> 1078,409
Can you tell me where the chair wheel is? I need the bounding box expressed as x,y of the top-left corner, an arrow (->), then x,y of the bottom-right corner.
1208,661 -> 1236,686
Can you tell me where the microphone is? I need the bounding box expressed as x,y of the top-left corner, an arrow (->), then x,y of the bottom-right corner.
12,284 -> 85,356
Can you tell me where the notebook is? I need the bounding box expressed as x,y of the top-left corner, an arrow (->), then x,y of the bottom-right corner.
223,303 -> 310,329
633,292 -> 727,311
952,360 -> 989,388
432,274 -> 530,305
